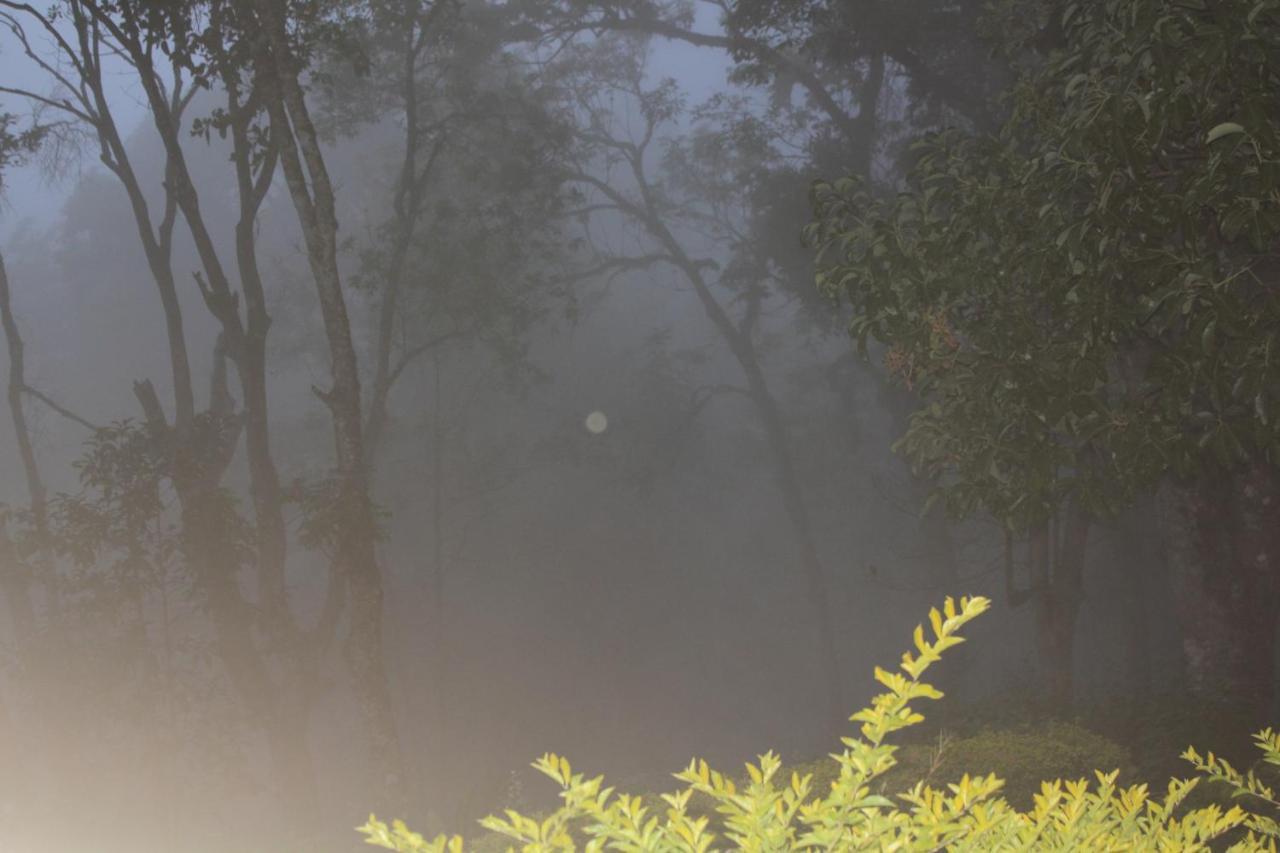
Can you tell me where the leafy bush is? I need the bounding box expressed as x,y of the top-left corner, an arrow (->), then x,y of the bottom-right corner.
359,597 -> 1280,850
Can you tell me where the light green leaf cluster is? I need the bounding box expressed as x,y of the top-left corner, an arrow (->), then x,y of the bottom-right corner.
358,597 -> 1279,851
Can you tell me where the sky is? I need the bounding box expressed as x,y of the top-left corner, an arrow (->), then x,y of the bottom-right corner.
0,2 -> 732,241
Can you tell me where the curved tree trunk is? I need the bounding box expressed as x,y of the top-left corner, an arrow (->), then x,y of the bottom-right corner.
0,249 -> 42,825
0,251 -> 50,613
565,101 -> 853,735
738,335 -> 846,735
654,235 -> 846,737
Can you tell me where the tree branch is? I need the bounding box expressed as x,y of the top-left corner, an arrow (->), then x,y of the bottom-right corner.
22,385 -> 99,431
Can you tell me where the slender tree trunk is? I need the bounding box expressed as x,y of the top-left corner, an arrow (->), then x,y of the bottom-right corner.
1027,503 -> 1090,710
1175,466 -> 1280,724
0,247 -> 57,820
654,232 -> 845,735
365,0 -> 456,466
253,0 -> 406,809
365,4 -> 424,464
230,337 -> 324,840
0,251 -> 51,612
741,344 -> 846,734
1051,504 -> 1088,708
848,53 -> 885,180
1115,497 -> 1159,702
0,536 -> 34,652
1232,465 -> 1280,721
429,357 -> 445,617
582,122 -> 849,732
227,130 -> 292,634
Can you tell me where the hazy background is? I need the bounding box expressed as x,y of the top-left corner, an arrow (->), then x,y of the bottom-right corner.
0,1 -> 1228,850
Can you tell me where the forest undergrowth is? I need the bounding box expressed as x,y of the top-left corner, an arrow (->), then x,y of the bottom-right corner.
360,597 -> 1280,851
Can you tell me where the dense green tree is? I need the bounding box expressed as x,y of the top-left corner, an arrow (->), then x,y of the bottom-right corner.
809,0 -> 1280,713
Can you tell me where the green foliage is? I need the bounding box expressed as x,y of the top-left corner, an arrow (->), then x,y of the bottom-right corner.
290,474 -> 388,554
806,0 -> 1280,529
357,597 -> 1279,850
1186,729 -> 1280,839
0,112 -> 46,190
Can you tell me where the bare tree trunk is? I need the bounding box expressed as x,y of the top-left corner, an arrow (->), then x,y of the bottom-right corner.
1175,466 -> 1280,725
252,0 -> 406,809
1018,503 -> 1090,711
849,53 -> 885,180
650,228 -> 846,736
1045,503 -> 1088,709
1115,497 -> 1160,702
564,108 -> 850,733
0,241 -> 55,814
365,2 -> 427,463
96,0 -> 295,640
0,251 -> 51,608
364,0 -> 457,467
0,534 -> 34,651
222,82 -> 292,637
740,332 -> 845,735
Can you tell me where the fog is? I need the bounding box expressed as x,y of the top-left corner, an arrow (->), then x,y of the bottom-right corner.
0,1 -> 1271,851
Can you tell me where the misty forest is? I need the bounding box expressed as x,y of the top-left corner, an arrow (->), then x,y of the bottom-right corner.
1,0 -> 1280,850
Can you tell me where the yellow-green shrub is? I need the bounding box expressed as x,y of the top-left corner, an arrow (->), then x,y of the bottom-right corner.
359,596 -> 1280,851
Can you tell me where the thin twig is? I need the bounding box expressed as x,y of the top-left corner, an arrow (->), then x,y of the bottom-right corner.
22,385 -> 99,431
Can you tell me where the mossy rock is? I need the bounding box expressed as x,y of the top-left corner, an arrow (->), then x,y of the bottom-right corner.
913,721 -> 1131,809
777,720 -> 1130,812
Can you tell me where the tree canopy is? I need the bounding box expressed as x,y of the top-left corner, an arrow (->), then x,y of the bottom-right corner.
809,0 -> 1280,529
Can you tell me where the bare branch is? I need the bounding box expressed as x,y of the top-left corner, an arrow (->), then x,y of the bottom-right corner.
21,386 -> 99,432
0,86 -> 95,125
387,329 -> 468,388
131,378 -> 169,431
0,4 -> 92,99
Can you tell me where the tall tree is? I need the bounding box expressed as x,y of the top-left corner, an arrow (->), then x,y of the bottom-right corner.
515,0 -> 983,620
0,116 -> 48,831
245,0 -> 407,809
317,0 -> 571,468
543,35 -> 849,733
810,0 -> 1280,714
0,114 -> 46,651
0,0 -> 324,834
